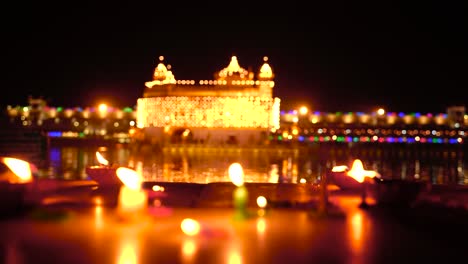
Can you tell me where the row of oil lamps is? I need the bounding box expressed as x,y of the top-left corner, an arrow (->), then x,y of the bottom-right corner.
1,151 -> 384,220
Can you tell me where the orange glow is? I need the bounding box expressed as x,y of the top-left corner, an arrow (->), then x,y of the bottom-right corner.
331,165 -> 348,172
349,211 -> 365,255
98,103 -> 108,113
117,239 -> 138,264
116,167 -> 147,214
116,167 -> 142,190
182,239 -> 197,260
229,163 -> 244,187
256,218 -> 266,234
299,106 -> 308,115
96,151 -> 109,166
347,159 -> 380,183
181,218 -> 201,236
2,157 -> 33,183
256,196 -> 267,208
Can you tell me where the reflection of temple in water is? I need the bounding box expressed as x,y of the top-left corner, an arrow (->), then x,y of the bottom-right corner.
135,56 -> 281,146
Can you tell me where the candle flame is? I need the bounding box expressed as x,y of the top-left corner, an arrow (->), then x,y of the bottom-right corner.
96,151 -> 109,166
1,157 -> 33,183
331,165 -> 348,172
116,167 -> 142,191
228,163 -> 244,187
346,159 -> 380,183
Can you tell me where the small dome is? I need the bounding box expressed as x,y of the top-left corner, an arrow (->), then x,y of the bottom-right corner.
145,56 -> 177,88
217,56 -> 250,80
258,56 -> 274,79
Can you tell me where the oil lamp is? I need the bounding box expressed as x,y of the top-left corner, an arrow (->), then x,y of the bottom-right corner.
115,167 -> 147,219
0,157 -> 35,212
229,163 -> 249,220
332,159 -> 380,208
85,151 -> 121,186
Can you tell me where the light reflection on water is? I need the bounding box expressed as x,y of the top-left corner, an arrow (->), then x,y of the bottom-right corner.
38,144 -> 467,185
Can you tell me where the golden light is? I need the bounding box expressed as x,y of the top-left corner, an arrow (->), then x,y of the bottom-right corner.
116,167 -> 142,191
377,108 -> 385,116
117,239 -> 138,264
299,178 -> 307,184
256,196 -> 267,208
346,159 -> 380,183
299,106 -> 308,115
1,157 -> 33,183
98,103 -> 108,113
181,218 -> 201,236
256,218 -> 266,234
228,163 -> 244,187
331,165 -> 348,172
182,240 -> 197,259
116,167 -> 147,215
96,151 -> 109,166
152,185 -> 165,192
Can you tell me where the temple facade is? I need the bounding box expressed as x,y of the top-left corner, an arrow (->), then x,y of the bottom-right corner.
135,56 -> 281,146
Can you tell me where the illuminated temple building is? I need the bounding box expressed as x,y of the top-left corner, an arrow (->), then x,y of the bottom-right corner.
135,56 -> 281,145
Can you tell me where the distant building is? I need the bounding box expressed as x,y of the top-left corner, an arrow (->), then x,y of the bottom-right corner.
135,56 -> 281,146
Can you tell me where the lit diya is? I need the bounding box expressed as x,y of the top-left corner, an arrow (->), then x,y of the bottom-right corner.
0,157 -> 36,212
115,167 -> 147,219
85,151 -> 121,186
331,159 -> 381,208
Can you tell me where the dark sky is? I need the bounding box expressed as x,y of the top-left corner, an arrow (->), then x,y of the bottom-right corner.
4,2 -> 466,113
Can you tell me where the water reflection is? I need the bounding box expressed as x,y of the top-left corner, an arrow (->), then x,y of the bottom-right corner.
37,144 -> 466,185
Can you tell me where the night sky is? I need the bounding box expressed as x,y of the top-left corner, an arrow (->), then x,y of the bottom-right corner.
4,2 -> 466,113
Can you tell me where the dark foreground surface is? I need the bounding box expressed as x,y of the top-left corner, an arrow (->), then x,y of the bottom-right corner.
1,180 -> 468,264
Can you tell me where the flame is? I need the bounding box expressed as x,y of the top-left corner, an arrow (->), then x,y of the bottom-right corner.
228,163 -> 244,187
346,159 -> 380,183
2,157 -> 33,183
116,167 -> 142,191
96,151 -> 109,166
331,165 -> 348,172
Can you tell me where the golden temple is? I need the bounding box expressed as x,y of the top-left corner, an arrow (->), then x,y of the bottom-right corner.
135,56 -> 281,146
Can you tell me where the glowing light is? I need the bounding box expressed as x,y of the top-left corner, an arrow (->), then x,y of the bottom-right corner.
299,178 -> 306,184
377,108 -> 385,116
229,163 -> 244,187
96,151 -> 109,166
152,185 -> 165,192
1,157 -> 33,183
346,159 -> 380,183
299,106 -> 308,115
256,196 -> 267,208
181,218 -> 201,236
98,103 -> 108,113
256,218 -> 266,234
116,167 -> 147,215
118,240 -> 138,264
182,240 -> 197,259
331,165 -> 348,172
116,167 -> 142,191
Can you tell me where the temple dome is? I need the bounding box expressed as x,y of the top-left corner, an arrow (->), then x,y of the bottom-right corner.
145,56 -> 176,88
258,56 -> 274,79
217,56 -> 251,80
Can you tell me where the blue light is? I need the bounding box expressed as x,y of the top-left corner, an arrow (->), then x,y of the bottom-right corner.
48,131 -> 62,137
298,136 -> 305,142
448,138 -> 458,144
398,112 -> 405,117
